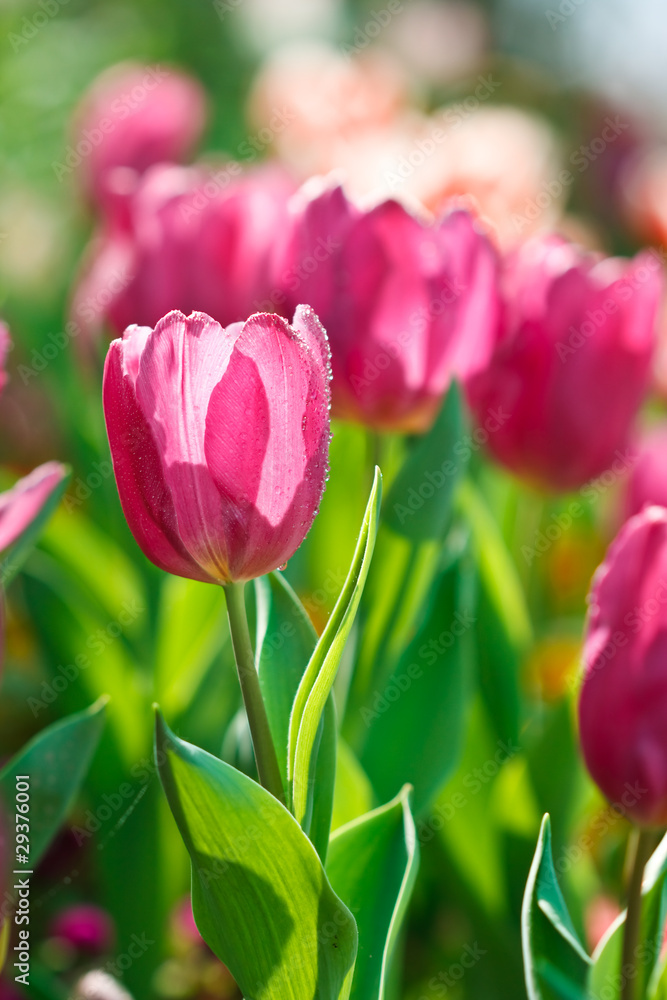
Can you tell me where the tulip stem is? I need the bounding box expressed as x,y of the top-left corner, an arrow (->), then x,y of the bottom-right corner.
223,582 -> 285,804
620,827 -> 656,1000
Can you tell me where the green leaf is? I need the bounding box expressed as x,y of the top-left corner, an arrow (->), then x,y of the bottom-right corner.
0,697 -> 107,871
589,831 -> 667,1000
155,576 -> 228,717
289,469 -> 382,829
155,712 -> 357,1000
327,786 -> 419,1000
384,382 -> 467,541
256,572 -> 337,860
456,477 -> 532,651
332,740 -> 374,833
522,814 -> 590,1000
1,467 -> 71,586
356,546 -> 475,814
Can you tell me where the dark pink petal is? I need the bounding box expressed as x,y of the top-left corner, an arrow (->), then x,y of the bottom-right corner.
103,333 -> 216,583
580,506 -> 667,826
134,311 -> 243,580
204,311 -> 330,580
0,461 -> 67,553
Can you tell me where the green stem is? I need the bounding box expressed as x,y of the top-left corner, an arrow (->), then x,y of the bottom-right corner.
620,828 -> 655,1000
223,581 -> 285,804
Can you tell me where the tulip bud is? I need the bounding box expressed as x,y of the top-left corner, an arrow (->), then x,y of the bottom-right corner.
624,425 -> 667,520
71,62 -> 208,213
103,307 -> 331,584
579,506 -> 667,827
0,461 -> 69,554
467,236 -> 662,491
274,179 -> 499,432
71,163 -> 296,347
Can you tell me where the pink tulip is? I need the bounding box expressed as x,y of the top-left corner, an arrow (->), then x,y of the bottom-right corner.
50,904 -> 115,953
467,236 -> 662,491
103,308 -> 331,584
71,62 -> 207,212
71,163 -> 296,348
273,181 -> 499,432
579,506 -> 667,827
0,323 -> 9,395
0,461 -> 68,553
624,425 -> 667,519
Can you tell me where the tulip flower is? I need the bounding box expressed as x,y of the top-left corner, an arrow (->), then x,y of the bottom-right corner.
71,163 -> 296,348
70,62 -> 207,213
579,505 -> 667,827
624,425 -> 667,519
274,180 -> 499,432
0,462 -> 69,555
103,307 -> 331,585
467,236 -> 662,491
50,905 -> 115,954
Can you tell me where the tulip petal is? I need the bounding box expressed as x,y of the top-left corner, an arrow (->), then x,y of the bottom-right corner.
135,311 -> 243,579
0,461 -> 68,553
104,333 -> 216,583
204,312 -> 330,580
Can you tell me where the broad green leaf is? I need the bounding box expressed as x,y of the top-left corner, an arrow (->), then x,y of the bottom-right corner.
523,814 -> 590,1000
456,477 -> 532,651
384,382 -> 467,541
289,469 -> 382,828
588,832 -> 667,1000
332,740 -> 374,832
256,572 -> 337,860
327,786 -> 419,1000
155,713 -> 357,1000
1,467 -> 71,586
155,576 -> 228,716
357,547 -> 475,814
0,698 -> 107,872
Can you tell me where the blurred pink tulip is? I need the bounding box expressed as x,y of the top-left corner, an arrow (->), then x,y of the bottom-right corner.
103,307 -> 331,584
0,323 -> 9,395
467,236 -> 661,491
273,180 -> 499,432
0,461 -> 68,553
624,425 -> 667,519
71,162 -> 296,348
70,62 -> 207,212
579,506 -> 667,827
50,904 -> 115,953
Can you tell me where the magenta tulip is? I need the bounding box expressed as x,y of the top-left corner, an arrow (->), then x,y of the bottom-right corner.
103,308 -> 331,584
71,62 -> 207,212
51,905 -> 115,953
0,461 -> 68,553
71,163 -> 296,346
624,424 -> 667,519
467,236 -> 662,491
579,506 -> 667,827
0,322 -> 9,395
272,181 -> 499,432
